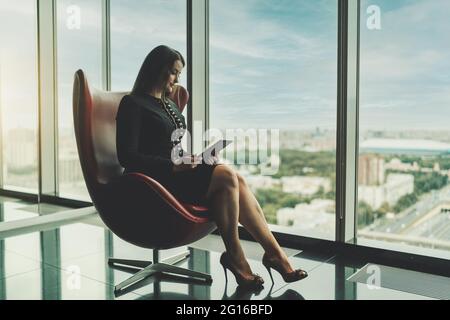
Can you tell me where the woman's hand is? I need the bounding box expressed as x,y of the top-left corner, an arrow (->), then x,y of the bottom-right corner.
203,154 -> 220,165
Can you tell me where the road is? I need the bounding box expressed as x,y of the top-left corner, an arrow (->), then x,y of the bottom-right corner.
370,185 -> 450,240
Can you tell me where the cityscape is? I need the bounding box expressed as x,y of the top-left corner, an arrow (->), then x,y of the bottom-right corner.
3,126 -> 450,252
233,128 -> 450,251
3,127 -> 87,199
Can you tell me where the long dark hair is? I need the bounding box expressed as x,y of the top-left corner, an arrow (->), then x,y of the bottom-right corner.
132,45 -> 185,97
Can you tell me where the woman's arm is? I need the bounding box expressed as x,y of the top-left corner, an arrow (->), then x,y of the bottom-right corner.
116,95 -> 174,176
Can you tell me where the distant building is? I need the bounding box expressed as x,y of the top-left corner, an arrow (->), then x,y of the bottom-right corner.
279,130 -> 336,151
359,154 -> 385,186
358,173 -> 414,209
280,131 -> 307,150
5,128 -> 37,171
281,176 -> 332,196
433,162 -> 441,172
244,175 -> 281,192
305,137 -> 336,152
59,150 -> 84,184
385,158 -> 420,172
277,199 -> 335,233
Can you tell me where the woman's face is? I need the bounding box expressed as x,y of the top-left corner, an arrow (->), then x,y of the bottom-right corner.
164,60 -> 184,94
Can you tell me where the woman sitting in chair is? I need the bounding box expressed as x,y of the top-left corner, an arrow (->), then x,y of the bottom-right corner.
116,45 -> 307,288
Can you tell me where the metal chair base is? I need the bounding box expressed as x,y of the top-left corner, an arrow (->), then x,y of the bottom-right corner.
108,250 -> 212,294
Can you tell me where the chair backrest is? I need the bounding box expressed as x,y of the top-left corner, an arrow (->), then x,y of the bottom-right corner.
73,70 -> 125,203
73,69 -> 189,202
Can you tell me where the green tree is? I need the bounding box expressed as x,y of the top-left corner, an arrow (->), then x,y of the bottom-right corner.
358,201 -> 373,227
263,203 -> 279,224
376,202 -> 392,217
273,150 -> 336,179
393,194 -> 418,213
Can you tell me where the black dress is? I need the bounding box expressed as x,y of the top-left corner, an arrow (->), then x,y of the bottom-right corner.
116,93 -> 218,205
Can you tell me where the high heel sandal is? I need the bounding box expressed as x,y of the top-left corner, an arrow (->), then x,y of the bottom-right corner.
220,252 -> 264,289
262,253 -> 308,283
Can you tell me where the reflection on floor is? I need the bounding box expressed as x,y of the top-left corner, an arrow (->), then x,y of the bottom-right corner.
0,196 -> 70,223
0,197 -> 445,300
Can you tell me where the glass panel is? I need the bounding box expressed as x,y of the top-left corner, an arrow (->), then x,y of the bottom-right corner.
0,0 -> 39,193
56,0 -> 103,200
358,0 -> 450,256
210,0 -> 338,239
110,0 -> 187,92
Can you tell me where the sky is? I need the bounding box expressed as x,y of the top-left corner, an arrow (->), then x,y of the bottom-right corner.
209,0 -> 338,130
0,0 -> 38,131
209,0 -> 450,130
0,0 -> 449,132
360,0 -> 450,131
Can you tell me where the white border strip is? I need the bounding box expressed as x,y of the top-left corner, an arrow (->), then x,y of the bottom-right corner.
0,206 -> 98,239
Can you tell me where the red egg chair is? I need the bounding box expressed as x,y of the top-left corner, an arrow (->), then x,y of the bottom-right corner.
73,69 -> 216,293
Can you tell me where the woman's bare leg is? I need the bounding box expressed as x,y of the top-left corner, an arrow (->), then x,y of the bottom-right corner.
205,165 -> 254,277
236,173 -> 295,273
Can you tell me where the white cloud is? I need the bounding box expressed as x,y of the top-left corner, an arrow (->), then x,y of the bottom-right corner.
0,0 -> 34,16
109,0 -> 186,44
361,48 -> 446,80
209,0 -> 327,61
359,0 -> 450,130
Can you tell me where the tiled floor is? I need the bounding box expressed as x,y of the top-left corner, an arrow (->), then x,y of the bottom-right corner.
0,197 -> 70,223
0,198 -> 446,300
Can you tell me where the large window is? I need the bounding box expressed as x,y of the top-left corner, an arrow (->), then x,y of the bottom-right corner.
210,0 -> 338,239
110,0 -> 187,92
56,0 -> 103,200
0,0 -> 39,193
358,0 -> 450,255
